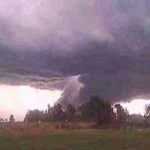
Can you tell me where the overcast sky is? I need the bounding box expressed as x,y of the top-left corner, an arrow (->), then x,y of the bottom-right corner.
0,0 -> 150,115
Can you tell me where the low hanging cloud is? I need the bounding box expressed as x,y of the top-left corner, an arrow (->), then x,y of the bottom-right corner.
0,0 -> 150,105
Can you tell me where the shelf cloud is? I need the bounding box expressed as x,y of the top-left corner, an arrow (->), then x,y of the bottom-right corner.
0,0 -> 150,106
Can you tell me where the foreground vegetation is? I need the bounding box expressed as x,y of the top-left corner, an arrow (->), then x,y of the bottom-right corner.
0,129 -> 150,150
0,123 -> 150,150
0,96 -> 149,150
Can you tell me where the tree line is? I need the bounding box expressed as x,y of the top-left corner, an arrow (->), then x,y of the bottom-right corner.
24,96 -> 132,127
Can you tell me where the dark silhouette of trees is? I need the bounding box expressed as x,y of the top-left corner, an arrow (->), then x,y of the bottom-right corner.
144,104 -> 150,126
0,118 -> 4,123
114,104 -> 129,128
79,96 -> 112,124
53,104 -> 65,122
9,114 -> 15,123
24,110 -> 45,122
23,96 -> 129,127
66,104 -> 77,122
45,104 -> 54,121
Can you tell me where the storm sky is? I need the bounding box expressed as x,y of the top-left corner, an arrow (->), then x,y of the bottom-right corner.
0,0 -> 150,108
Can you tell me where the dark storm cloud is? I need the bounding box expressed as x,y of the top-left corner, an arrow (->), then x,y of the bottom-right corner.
0,0 -> 150,104
0,68 -> 66,90
0,0 -> 110,52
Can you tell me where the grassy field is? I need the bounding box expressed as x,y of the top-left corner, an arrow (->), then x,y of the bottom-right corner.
0,123 -> 150,150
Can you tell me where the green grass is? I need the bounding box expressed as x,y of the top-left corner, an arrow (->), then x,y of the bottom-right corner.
0,129 -> 150,150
